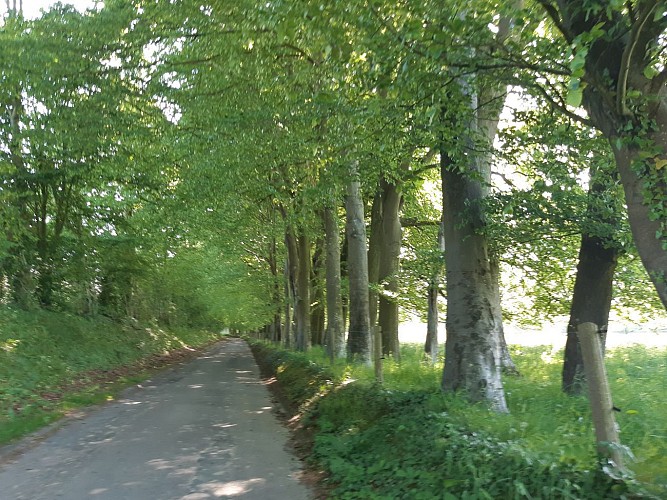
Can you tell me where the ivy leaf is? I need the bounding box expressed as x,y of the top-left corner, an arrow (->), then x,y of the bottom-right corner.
654,158 -> 667,170
643,65 -> 659,80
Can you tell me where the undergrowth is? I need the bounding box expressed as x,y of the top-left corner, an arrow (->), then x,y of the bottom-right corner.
0,307 -> 220,444
251,340 -> 665,498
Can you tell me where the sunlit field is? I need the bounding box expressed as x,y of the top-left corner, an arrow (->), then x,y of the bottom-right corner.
399,317 -> 667,348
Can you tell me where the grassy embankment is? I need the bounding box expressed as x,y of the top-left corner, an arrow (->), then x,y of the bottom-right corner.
0,307 -> 221,445
251,340 -> 666,499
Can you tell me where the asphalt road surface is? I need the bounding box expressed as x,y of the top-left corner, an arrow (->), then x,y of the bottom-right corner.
0,339 -> 312,499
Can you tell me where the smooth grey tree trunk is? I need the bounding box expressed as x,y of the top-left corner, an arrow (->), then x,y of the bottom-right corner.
425,218 -> 445,364
345,162 -> 371,364
268,233 -> 282,343
440,149 -> 508,413
368,188 -> 383,328
425,282 -> 439,365
324,205 -> 345,360
439,13 -> 516,411
284,230 -> 299,347
377,177 -> 402,359
295,231 -> 311,351
310,236 -> 325,346
490,258 -> 519,375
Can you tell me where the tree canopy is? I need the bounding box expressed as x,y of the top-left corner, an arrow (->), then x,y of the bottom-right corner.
1,0 -> 665,409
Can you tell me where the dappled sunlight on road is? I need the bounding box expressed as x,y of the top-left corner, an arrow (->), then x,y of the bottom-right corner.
184,478 -> 266,498
0,339 -> 310,499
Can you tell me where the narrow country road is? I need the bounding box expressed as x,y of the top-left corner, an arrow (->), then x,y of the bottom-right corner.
0,339 -> 312,499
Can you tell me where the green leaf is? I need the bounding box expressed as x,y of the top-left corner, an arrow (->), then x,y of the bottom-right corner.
643,65 -> 659,80
566,85 -> 583,107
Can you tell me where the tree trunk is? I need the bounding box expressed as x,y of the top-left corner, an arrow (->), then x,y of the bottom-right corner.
295,231 -> 311,351
324,205 -> 345,360
310,236 -> 325,345
345,162 -> 371,364
612,144 -> 667,309
340,233 -> 349,335
562,233 -> 618,394
10,252 -> 34,310
425,218 -> 445,363
268,233 -> 282,342
4,91 -> 34,309
367,188 -> 383,328
377,177 -> 402,359
36,188 -> 54,307
490,258 -> 519,375
437,8 -> 520,411
562,163 -> 621,394
439,75 -> 510,410
425,280 -> 439,365
284,231 -> 299,347
440,150 -> 508,413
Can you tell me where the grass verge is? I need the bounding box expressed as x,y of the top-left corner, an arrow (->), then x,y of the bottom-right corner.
0,307 -> 222,445
250,339 -> 663,499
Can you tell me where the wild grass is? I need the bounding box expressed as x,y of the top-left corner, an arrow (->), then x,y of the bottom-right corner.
282,342 -> 667,496
0,306 -> 220,444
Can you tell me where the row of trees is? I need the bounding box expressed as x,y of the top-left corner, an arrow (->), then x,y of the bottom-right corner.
1,0 -> 665,411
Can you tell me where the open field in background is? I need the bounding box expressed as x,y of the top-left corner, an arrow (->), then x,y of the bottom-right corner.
399,318 -> 667,348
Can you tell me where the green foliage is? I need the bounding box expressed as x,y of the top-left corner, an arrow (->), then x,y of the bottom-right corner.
251,342 -> 335,406
252,341 -> 665,497
314,399 -> 633,499
491,101 -> 664,323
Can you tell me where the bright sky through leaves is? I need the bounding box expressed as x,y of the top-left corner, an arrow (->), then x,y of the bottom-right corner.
5,0 -> 97,19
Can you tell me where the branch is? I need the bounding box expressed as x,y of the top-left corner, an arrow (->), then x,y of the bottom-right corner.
401,217 -> 439,228
492,171 -> 517,188
276,43 -> 317,66
536,0 -> 573,44
617,2 -> 660,116
521,79 -> 595,128
164,54 -> 225,67
451,59 -> 571,77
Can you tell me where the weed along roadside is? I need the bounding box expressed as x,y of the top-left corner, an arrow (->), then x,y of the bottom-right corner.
0,308 -> 223,447
248,338 -> 663,499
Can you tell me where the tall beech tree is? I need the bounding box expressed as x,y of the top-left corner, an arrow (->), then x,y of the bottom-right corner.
324,203 -> 345,359
562,160 -> 625,394
541,1 -> 667,309
434,6 -> 520,411
346,161 -> 372,364
493,98 -> 662,392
